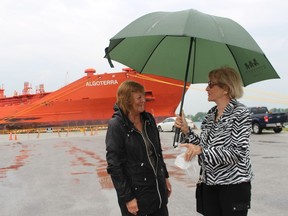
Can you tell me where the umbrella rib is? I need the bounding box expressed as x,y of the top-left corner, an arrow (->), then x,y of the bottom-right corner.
105,47 -> 114,68
140,36 -> 167,72
226,44 -> 246,86
191,37 -> 197,83
104,38 -> 126,68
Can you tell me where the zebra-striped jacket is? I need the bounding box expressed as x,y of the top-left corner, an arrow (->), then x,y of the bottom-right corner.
183,99 -> 253,185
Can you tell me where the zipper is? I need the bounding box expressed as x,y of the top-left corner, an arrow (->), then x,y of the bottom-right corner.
138,120 -> 162,209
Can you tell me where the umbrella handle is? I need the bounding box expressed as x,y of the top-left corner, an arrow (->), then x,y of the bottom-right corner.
173,127 -> 181,148
173,106 -> 183,148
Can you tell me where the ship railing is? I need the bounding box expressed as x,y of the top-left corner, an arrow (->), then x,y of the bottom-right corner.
1,124 -> 108,139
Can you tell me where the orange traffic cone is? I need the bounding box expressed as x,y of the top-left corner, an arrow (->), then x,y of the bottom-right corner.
14,134 -> 17,140
9,132 -> 13,140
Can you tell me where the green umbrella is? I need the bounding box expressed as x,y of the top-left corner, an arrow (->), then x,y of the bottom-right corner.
105,8 -> 279,146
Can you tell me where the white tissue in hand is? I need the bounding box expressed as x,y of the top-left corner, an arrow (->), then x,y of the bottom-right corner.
174,152 -> 193,169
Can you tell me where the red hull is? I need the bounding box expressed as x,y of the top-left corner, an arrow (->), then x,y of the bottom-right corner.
0,68 -> 188,129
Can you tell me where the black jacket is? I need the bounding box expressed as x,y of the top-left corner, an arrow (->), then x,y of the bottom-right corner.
106,105 -> 169,216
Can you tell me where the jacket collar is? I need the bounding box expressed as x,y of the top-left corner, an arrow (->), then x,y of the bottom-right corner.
112,104 -> 151,130
211,99 -> 238,116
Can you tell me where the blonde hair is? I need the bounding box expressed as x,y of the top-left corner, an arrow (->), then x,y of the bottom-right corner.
116,80 -> 145,115
209,67 -> 243,99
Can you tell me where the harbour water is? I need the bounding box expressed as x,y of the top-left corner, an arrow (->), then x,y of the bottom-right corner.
1,130 -> 288,215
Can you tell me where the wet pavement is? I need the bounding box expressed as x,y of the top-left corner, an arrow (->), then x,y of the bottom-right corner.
1,130 -> 288,216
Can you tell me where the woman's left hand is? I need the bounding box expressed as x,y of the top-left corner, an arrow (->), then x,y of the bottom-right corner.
174,112 -> 189,135
165,178 -> 172,197
180,143 -> 202,161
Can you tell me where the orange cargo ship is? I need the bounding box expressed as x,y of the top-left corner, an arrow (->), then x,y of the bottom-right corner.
0,68 -> 189,130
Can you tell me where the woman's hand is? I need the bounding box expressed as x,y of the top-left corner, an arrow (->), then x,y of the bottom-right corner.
126,198 -> 139,215
174,111 -> 189,135
165,178 -> 172,197
180,143 -> 202,161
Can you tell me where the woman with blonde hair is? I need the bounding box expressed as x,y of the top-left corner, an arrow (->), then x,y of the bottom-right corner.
175,67 -> 253,216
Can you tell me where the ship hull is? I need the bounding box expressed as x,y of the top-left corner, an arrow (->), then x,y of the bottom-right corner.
0,69 -> 188,130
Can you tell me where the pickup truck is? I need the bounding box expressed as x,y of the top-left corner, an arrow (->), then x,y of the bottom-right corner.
248,107 -> 287,134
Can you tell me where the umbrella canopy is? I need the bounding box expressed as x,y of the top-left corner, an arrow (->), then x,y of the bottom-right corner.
105,8 -> 280,146
105,9 -> 279,86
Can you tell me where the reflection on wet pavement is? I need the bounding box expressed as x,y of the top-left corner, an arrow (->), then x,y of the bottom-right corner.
0,134 -> 196,190
65,145 -> 114,189
1,130 -> 287,216
0,143 -> 31,180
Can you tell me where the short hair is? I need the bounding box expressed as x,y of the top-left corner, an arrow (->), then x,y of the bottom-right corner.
116,80 -> 145,115
209,67 -> 243,99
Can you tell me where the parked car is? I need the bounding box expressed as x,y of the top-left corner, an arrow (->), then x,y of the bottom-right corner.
157,117 -> 196,132
248,106 -> 287,134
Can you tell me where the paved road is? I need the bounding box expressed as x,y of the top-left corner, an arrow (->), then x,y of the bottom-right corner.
0,130 -> 287,216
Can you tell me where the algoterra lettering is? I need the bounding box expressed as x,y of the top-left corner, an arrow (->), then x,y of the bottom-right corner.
86,80 -> 119,86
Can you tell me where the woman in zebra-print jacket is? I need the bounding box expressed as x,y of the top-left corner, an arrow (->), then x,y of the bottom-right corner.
175,67 -> 253,216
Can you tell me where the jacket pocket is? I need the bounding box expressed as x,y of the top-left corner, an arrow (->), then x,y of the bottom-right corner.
232,202 -> 250,211
132,184 -> 160,215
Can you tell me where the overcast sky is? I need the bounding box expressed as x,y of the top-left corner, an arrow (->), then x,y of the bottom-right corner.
0,0 -> 287,115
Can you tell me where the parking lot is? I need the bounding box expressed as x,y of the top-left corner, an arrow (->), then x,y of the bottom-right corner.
1,130 -> 287,215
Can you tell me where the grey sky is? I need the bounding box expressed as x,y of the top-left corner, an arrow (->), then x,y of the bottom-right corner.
0,0 -> 287,115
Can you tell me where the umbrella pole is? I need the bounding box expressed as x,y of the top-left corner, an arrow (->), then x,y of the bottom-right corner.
173,37 -> 195,148
172,81 -> 187,148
